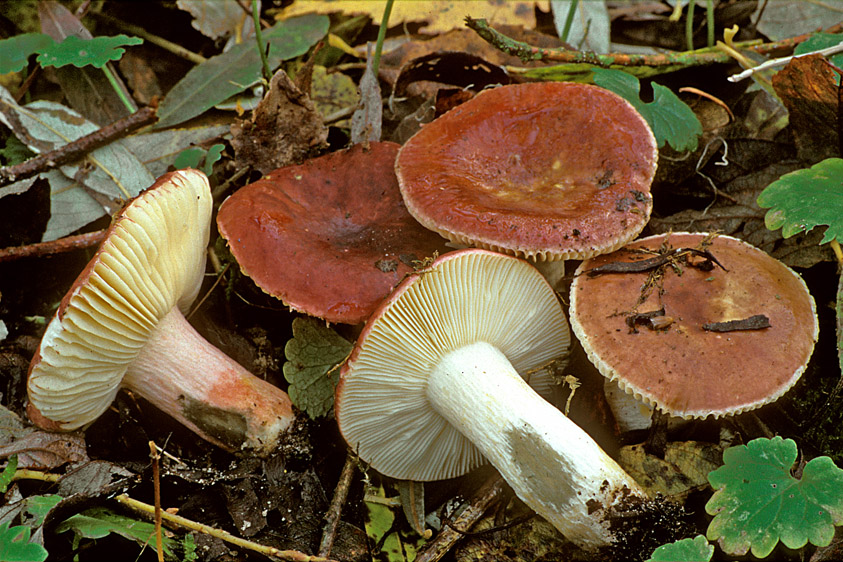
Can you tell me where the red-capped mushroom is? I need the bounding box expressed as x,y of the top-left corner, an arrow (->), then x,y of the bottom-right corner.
27,170 -> 294,456
395,82 -> 658,265
569,232 -> 818,420
217,141 -> 449,324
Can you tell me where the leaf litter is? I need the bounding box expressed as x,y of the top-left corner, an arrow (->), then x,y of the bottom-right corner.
1,2 -> 843,561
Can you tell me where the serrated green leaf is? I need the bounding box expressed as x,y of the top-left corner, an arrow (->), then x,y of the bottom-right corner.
36,35 -> 142,69
0,456 -> 17,494
0,33 -> 54,74
174,144 -> 225,176
706,436 -> 843,558
592,67 -> 702,151
0,135 -> 35,166
646,535 -> 713,562
155,14 -> 329,130
757,158 -> 843,244
283,317 -> 352,419
0,521 -> 48,562
56,507 -> 178,560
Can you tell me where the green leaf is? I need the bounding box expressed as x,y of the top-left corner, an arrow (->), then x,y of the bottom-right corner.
757,158 -> 843,244
0,33 -> 54,74
36,35 -> 142,69
706,436 -> 843,558
155,14 -> 329,130
794,32 -> 843,73
19,495 -> 63,527
56,507 -> 179,560
0,521 -> 48,562
0,456 -> 16,494
592,68 -> 702,151
646,535 -> 713,562
0,135 -> 35,166
364,483 -> 427,561
283,317 -> 352,419
174,144 -> 225,176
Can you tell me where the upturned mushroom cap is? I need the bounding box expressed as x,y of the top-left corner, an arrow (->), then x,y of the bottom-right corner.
569,232 -> 818,419
217,141 -> 450,324
28,169 -> 211,429
335,249 -> 571,481
395,82 -> 658,261
27,169 -> 294,455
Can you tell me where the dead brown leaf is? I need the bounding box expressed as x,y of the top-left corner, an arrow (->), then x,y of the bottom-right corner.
230,68 -> 328,174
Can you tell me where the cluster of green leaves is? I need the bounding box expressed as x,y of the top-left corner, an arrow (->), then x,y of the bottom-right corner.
647,437 -> 843,561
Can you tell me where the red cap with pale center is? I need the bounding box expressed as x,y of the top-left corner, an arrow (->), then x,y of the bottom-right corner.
396,82 -> 658,261
217,142 -> 449,324
569,232 -> 818,419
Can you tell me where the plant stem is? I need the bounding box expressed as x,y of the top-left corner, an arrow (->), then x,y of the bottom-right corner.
560,0 -> 580,43
371,0 -> 394,76
101,65 -> 137,113
252,0 -> 272,83
706,0 -> 715,47
685,0 -> 695,51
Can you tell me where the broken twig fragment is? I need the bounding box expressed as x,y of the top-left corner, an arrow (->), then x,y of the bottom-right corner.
703,315 -> 771,332
585,247 -> 726,277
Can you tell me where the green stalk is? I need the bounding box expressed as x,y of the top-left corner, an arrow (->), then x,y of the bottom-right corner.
685,0 -> 695,51
253,0 -> 272,83
706,0 -> 715,47
371,0 -> 394,76
101,65 -> 137,113
560,0 -> 580,43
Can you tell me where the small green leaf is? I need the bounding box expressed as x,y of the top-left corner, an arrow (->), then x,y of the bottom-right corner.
283,317 -> 352,419
0,135 -> 35,166
364,483 -> 426,562
706,436 -> 843,558
174,144 -> 224,176
36,35 -> 142,69
646,535 -> 713,562
757,157 -> 843,244
0,33 -> 54,74
0,455 -> 17,493
20,495 -> 63,527
592,68 -> 702,151
0,521 -> 48,562
56,507 -> 179,560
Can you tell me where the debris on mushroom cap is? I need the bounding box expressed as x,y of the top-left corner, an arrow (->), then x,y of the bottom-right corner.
28,169 -> 213,430
217,141 -> 450,324
569,232 -> 818,419
27,169 -> 295,456
336,249 -> 571,481
395,81 -> 658,262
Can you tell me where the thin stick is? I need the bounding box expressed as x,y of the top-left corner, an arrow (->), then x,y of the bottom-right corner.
114,494 -> 341,562
728,41 -> 843,82
89,12 -> 207,65
148,441 -> 164,562
414,475 -> 504,562
0,106 -> 158,187
318,452 -> 357,557
0,230 -> 106,264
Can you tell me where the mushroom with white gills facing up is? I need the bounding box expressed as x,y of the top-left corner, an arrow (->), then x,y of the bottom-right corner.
27,169 -> 295,457
335,249 -> 648,551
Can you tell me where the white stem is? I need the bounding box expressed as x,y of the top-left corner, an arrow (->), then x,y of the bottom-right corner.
427,341 -> 646,550
124,309 -> 294,456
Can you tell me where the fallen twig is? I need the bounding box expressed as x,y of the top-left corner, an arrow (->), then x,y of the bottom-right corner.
0,230 -> 106,264
318,451 -> 357,557
0,105 -> 158,188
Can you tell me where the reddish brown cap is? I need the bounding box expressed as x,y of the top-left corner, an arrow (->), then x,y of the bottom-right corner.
395,82 -> 657,261
217,142 -> 450,324
569,232 -> 818,419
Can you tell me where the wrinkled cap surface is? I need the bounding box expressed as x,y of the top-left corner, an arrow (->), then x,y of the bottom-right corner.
217,142 -> 449,324
27,169 -> 212,429
396,82 -> 657,261
569,233 -> 818,419
335,249 -> 571,481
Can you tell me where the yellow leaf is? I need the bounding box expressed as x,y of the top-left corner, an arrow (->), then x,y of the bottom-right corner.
279,0 -> 549,34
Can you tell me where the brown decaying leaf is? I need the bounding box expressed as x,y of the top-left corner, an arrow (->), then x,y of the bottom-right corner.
230,68 -> 328,174
0,430 -> 88,470
771,53 -> 839,163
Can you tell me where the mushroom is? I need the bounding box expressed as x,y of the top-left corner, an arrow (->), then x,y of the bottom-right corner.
336,249 -> 647,550
395,81 -> 658,285
216,141 -> 449,325
569,232 -> 818,420
27,169 -> 294,456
